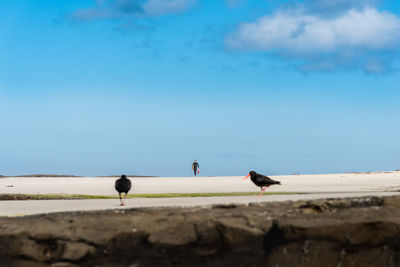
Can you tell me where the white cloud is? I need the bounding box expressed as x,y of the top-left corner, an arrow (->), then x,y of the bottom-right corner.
227,8 -> 400,54
226,7 -> 400,73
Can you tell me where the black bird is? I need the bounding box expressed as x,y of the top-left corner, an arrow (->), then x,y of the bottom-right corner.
115,175 -> 132,206
242,171 -> 281,196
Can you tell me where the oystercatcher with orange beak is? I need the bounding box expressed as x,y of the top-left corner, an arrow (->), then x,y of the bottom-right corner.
243,171 -> 281,196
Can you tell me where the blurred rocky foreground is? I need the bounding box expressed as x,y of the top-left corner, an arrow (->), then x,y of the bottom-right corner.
1,195 -> 400,267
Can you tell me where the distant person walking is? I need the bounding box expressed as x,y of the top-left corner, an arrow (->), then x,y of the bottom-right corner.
192,160 -> 200,176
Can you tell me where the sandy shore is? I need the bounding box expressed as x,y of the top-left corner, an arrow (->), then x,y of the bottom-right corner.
1,171 -> 400,195
1,192 -> 399,216
1,171 -> 400,216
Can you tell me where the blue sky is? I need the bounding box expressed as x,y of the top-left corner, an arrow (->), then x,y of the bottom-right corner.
0,0 -> 399,176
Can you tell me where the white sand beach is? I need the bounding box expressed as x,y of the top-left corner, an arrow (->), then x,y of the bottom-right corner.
1,171 -> 400,195
0,171 -> 399,216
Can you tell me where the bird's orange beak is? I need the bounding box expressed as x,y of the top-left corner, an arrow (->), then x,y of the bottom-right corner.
242,174 -> 250,180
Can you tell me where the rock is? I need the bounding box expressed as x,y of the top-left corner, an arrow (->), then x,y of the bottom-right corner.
147,222 -> 197,246
1,195 -> 400,266
61,242 -> 95,261
51,263 -> 78,267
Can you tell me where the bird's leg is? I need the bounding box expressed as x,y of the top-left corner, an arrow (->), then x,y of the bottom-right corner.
259,189 -> 263,197
262,185 -> 271,192
123,193 -> 127,205
119,193 -> 124,206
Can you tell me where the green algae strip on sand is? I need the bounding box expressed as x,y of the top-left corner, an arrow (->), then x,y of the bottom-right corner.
0,192 -> 303,200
